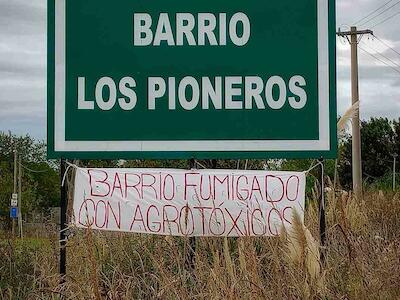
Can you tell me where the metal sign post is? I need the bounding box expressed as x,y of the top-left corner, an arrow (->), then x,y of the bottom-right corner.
186,158 -> 196,270
60,158 -> 67,285
10,194 -> 18,232
318,158 -> 326,263
186,159 -> 217,270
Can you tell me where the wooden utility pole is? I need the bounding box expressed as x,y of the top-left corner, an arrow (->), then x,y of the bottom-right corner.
337,27 -> 373,197
12,150 -> 17,237
18,156 -> 23,238
393,154 -> 398,192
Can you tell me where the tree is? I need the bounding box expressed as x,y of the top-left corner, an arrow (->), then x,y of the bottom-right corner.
0,132 -> 46,163
338,118 -> 398,188
0,132 -> 59,224
393,119 -> 400,156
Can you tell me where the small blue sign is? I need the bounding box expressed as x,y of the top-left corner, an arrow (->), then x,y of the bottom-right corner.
10,207 -> 18,219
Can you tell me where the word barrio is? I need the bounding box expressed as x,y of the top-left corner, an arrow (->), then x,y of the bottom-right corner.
48,0 -> 336,159
73,168 -> 306,236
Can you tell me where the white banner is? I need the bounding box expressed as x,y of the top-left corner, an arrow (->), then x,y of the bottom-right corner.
73,168 -> 306,237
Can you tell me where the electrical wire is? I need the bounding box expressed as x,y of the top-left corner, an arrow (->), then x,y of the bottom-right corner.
359,45 -> 400,74
361,41 -> 400,68
354,0 -> 395,25
358,0 -> 400,27
373,34 -> 400,57
19,162 -> 49,173
358,45 -> 400,75
370,10 -> 400,29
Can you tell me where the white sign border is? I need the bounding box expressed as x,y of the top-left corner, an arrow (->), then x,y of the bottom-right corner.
54,0 -> 330,152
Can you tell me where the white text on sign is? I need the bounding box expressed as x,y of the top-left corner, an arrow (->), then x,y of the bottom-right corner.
77,76 -> 307,111
133,13 -> 251,47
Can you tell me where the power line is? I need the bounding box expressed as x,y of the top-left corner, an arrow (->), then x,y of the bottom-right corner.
19,162 -> 49,173
359,45 -> 400,74
359,1 -> 400,26
373,34 -> 400,57
358,45 -> 400,75
370,10 -> 400,29
358,0 -> 400,27
355,0 -> 395,25
360,41 -> 400,68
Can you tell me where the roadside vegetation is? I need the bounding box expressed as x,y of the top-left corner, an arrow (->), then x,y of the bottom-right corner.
0,117 -> 399,299
0,191 -> 399,299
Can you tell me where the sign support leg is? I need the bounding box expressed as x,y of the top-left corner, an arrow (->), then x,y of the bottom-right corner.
318,158 -> 326,263
60,158 -> 67,287
186,158 -> 196,270
186,159 -> 217,270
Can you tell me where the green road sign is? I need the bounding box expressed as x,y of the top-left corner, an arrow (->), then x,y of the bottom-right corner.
48,0 -> 337,159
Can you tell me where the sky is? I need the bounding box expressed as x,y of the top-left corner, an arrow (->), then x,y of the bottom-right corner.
0,0 -> 399,140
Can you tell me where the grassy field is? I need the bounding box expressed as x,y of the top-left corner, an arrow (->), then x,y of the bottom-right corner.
1,190 -> 399,299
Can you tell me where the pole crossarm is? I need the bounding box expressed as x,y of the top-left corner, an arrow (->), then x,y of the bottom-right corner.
336,29 -> 373,37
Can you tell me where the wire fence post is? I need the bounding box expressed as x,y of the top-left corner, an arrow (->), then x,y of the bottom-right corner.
60,158 -> 67,286
318,158 -> 326,263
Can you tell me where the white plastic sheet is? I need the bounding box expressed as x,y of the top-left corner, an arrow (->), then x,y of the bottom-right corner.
73,168 -> 305,237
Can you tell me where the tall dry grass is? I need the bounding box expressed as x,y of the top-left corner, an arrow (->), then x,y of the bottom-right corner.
1,190 -> 399,299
